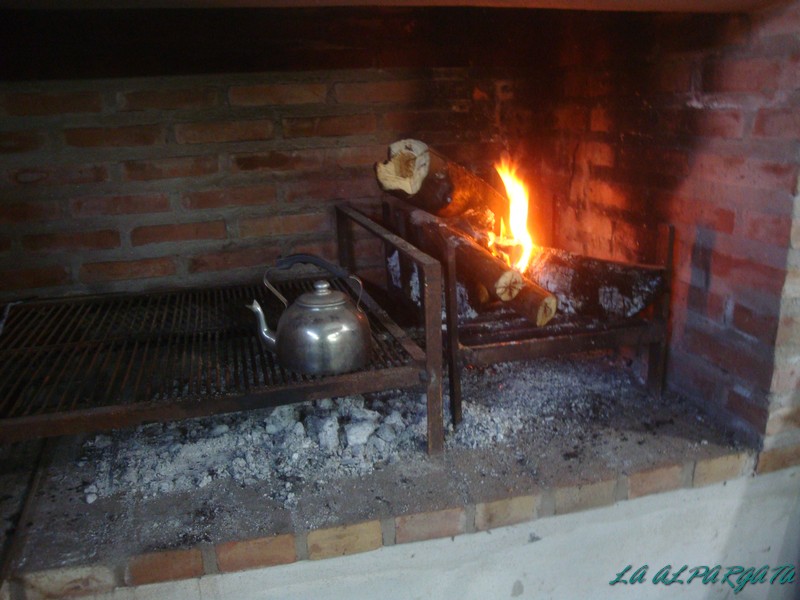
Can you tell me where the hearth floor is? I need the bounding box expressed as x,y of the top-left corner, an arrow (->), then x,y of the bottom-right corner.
0,352 -> 753,595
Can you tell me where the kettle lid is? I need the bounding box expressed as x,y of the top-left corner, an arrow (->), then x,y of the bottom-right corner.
295,280 -> 348,308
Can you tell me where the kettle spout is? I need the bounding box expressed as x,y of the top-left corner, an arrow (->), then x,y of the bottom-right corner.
246,300 -> 277,352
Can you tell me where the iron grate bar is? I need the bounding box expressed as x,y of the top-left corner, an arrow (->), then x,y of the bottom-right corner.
224,286 -> 244,393
47,296 -> 113,415
130,290 -> 173,404
141,292 -> 178,404
114,294 -> 157,405
218,288 -> 233,395
237,285 -> 258,390
187,290 -> 201,398
0,301 -> 51,349
77,296 -> 138,410
199,288 -> 211,397
2,301 -> 94,418
0,303 -> 69,400
238,286 -> 262,389
212,289 -> 223,394
158,290 -> 188,402
64,294 -> 121,412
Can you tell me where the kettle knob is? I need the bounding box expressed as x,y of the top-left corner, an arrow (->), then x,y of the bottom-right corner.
313,280 -> 332,295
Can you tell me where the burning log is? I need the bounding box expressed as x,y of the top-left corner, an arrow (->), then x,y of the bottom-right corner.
421,221 -> 523,302
432,210 -> 664,320
438,211 -> 664,320
406,209 -> 558,327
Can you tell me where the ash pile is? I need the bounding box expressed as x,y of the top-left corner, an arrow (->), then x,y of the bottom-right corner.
79,354 -> 654,507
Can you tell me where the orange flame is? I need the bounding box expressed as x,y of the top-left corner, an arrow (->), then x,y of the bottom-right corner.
494,158 -> 535,272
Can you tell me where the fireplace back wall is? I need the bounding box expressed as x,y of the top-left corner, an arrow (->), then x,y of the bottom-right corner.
495,4 -> 800,454
1,5 -> 798,460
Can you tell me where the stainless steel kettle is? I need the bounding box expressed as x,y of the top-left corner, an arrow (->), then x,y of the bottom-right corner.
246,254 -> 372,375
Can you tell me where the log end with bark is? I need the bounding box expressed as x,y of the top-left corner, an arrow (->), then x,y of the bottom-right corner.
507,281 -> 559,326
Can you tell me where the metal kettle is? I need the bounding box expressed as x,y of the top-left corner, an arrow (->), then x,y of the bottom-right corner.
246,254 -> 372,375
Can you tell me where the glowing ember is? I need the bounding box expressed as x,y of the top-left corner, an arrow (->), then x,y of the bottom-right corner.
494,158 -> 535,272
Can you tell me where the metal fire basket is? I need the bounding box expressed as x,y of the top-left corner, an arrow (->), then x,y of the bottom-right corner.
378,197 -> 674,427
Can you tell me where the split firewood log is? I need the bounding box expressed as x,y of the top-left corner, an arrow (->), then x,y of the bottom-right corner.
407,209 -> 557,327
417,220 -> 523,302
525,248 -> 664,320
377,143 -> 508,220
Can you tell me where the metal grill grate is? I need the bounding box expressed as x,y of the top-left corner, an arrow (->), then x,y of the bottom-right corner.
0,278 -> 421,441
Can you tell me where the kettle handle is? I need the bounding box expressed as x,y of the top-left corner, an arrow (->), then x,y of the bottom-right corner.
264,254 -> 365,311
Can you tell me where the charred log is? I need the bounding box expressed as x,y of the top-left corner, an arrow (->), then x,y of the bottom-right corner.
526,248 -> 664,320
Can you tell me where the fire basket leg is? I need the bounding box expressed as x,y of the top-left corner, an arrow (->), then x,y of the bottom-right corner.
443,243 -> 463,426
422,260 -> 444,455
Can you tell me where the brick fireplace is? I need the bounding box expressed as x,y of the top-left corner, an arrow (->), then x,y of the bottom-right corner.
0,2 -> 798,465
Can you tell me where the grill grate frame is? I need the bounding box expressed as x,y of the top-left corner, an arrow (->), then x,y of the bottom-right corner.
0,278 -> 423,441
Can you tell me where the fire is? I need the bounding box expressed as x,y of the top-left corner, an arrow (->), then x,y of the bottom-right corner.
493,158 -> 535,272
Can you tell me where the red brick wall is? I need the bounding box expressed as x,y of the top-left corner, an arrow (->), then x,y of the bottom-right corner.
501,3 -> 800,444
0,69 -> 496,298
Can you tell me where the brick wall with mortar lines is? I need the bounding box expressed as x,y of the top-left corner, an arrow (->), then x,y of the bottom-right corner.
0,68 -> 497,300
500,3 -> 800,446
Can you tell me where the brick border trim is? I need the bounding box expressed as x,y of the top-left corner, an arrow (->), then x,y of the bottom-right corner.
15,447 -> 798,598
